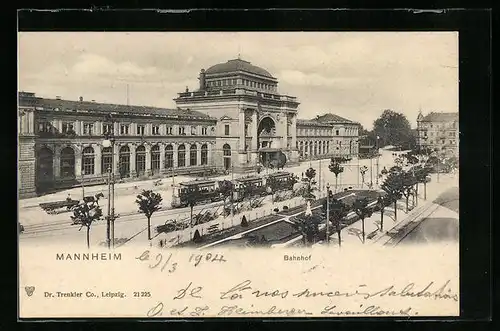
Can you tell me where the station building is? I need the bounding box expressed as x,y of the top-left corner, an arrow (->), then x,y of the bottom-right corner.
18,58 -> 359,198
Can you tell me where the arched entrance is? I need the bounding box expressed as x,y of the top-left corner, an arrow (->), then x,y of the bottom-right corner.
119,146 -> 130,178
60,147 -> 75,179
257,116 -> 276,149
37,147 -> 53,190
223,144 -> 231,170
151,145 -> 160,175
165,144 -> 173,168
136,145 -> 146,176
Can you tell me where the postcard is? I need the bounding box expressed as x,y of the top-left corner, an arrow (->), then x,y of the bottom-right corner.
18,31 -> 459,318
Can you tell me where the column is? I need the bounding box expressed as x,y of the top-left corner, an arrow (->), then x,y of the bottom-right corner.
239,110 -> 245,151
130,145 -> 136,177
113,122 -> 119,136
197,142 -> 202,166
145,144 -> 152,176
208,143 -> 213,166
53,146 -> 61,178
75,148 -> 82,177
95,144 -> 102,176
251,110 -> 258,150
95,121 -> 101,136
173,143 -> 178,168
159,143 -> 165,173
185,145 -> 190,168
291,114 -> 297,149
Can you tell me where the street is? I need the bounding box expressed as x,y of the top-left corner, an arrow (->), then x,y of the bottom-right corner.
397,186 -> 459,245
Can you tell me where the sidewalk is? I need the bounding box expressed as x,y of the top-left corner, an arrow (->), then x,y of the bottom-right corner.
311,171 -> 458,248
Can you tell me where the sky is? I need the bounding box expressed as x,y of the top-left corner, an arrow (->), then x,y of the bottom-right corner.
18,32 -> 458,129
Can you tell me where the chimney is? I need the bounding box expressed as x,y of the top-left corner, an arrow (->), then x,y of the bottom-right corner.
56,96 -> 61,100
199,69 -> 206,90
91,100 -> 96,102
79,96 -> 83,102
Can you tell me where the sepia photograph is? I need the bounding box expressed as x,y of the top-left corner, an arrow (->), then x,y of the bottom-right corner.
18,31 -> 460,318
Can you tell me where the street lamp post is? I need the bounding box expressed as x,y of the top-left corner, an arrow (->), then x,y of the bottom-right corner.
81,169 -> 85,200
103,118 -> 116,249
326,183 -> 330,245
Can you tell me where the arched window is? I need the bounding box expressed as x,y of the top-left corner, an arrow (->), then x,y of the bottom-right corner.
119,145 -> 130,178
165,144 -> 173,168
178,144 -> 186,167
60,147 -> 75,178
102,147 -> 113,174
223,143 -> 231,170
82,147 -> 95,175
151,145 -> 160,175
136,145 -> 146,176
37,147 -> 53,183
190,144 -> 197,166
201,144 -> 208,165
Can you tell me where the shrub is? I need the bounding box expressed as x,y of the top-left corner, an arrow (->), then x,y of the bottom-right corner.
241,215 -> 249,227
283,206 -> 289,210
273,208 -> 280,213
192,229 -> 202,243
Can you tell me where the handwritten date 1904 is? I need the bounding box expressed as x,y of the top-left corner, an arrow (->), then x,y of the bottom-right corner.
188,253 -> 226,267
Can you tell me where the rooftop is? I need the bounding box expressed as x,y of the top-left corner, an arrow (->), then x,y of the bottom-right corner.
315,113 -> 356,124
205,58 -> 275,79
419,112 -> 459,122
19,93 -> 216,121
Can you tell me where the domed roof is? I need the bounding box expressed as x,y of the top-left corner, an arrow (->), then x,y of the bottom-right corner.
205,59 -> 274,78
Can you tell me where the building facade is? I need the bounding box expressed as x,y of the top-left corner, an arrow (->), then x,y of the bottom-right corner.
18,58 -> 360,198
416,111 -> 459,157
18,92 -> 217,197
174,58 -> 300,173
296,114 -> 359,160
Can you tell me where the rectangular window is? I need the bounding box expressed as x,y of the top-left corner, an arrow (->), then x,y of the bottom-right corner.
103,123 -> 113,135
245,124 -> 248,136
166,126 -> 173,135
191,126 -> 197,135
335,129 -> 339,136
62,122 -> 74,134
120,124 -> 129,135
178,126 -> 185,135
83,123 -> 94,135
202,127 -> 208,135
137,125 -> 145,136
224,124 -> 230,136
152,125 -> 160,135
38,122 -> 52,133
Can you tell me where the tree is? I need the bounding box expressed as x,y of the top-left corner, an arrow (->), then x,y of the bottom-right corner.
376,195 -> 389,232
400,171 -> 417,213
241,215 -> 249,227
323,195 -> 348,247
304,167 -> 316,183
192,229 -> 202,243
135,190 -> 163,240
71,195 -> 103,248
266,176 -> 279,202
359,166 -> 368,187
303,167 -> 317,201
328,160 -> 344,192
352,197 -> 373,244
291,215 -> 321,246
218,180 -> 234,213
183,186 -> 201,227
414,165 -> 431,201
373,109 -> 413,148
381,172 -> 404,221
